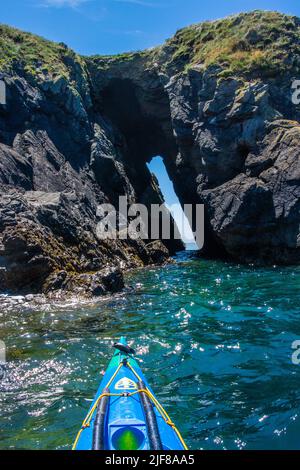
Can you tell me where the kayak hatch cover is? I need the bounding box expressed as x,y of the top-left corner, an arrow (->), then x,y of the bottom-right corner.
73,337 -> 188,450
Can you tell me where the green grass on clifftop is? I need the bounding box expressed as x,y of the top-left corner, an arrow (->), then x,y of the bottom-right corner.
164,11 -> 300,77
1,11 -> 300,80
0,24 -> 85,79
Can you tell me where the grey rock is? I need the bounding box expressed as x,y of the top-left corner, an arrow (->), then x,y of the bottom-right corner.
146,240 -> 170,265
244,28 -> 262,45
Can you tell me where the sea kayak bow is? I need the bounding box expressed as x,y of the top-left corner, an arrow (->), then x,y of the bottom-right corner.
73,337 -> 188,450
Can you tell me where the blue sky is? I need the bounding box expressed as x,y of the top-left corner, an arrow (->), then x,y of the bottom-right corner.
1,0 -> 300,56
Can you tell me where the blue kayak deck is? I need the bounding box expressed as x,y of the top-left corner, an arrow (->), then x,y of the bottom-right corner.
74,339 -> 186,451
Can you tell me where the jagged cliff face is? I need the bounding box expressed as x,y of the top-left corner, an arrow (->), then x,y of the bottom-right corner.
0,24 -> 183,295
0,11 -> 300,294
88,10 -> 300,264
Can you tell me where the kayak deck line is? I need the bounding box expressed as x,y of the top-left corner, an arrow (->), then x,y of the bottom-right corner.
73,362 -> 188,450
137,380 -> 162,450
72,338 -> 188,451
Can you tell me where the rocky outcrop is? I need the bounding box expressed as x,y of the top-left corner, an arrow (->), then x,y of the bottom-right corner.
86,11 -> 300,265
0,37 -> 182,296
201,120 -> 300,263
164,74 -> 300,264
0,185 -> 177,295
0,11 -> 300,297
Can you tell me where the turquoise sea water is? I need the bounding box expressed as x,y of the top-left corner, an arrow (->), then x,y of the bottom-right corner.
0,252 -> 300,450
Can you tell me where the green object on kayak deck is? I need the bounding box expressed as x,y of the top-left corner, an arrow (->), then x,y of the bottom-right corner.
113,427 -> 144,450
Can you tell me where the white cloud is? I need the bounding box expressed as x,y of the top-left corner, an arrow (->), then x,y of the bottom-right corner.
40,0 -> 165,8
41,0 -> 88,7
114,0 -> 163,7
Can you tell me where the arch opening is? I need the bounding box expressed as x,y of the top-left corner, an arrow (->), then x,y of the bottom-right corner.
147,156 -> 198,251
97,75 -> 202,254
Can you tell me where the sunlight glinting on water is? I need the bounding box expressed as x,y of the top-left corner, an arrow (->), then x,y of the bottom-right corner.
1,253 -> 300,449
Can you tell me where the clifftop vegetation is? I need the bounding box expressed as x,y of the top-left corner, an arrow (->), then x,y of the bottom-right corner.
163,11 -> 300,76
1,11 -> 300,80
0,24 -> 85,79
